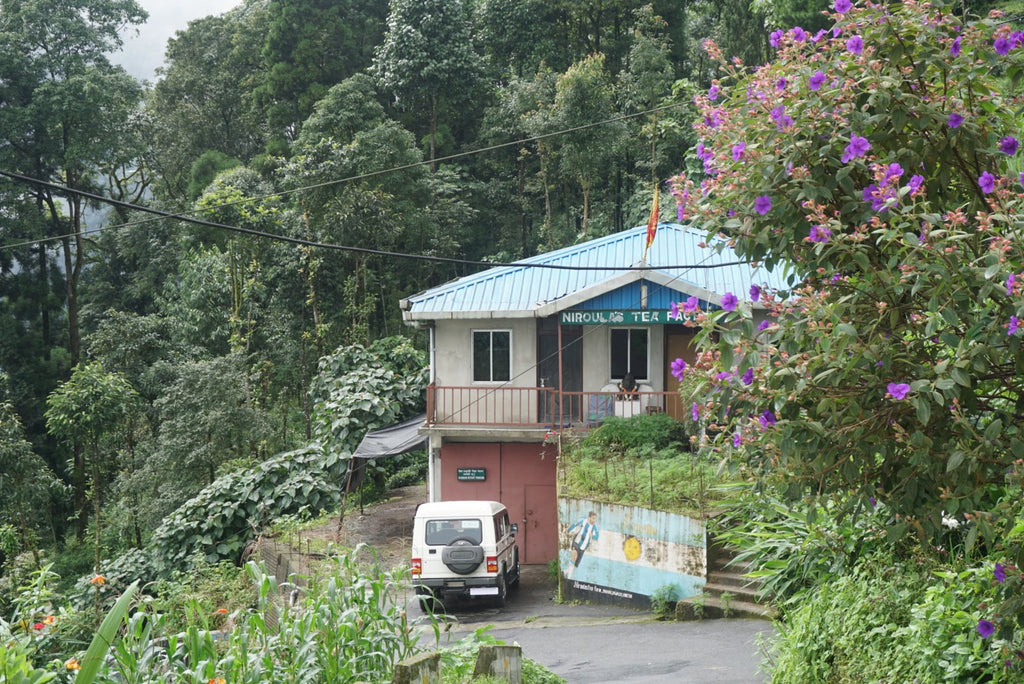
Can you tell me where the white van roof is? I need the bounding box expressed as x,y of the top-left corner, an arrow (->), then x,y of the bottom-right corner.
415,500 -> 506,518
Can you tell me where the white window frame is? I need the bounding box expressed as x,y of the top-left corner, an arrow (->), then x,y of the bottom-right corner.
609,327 -> 650,383
471,329 -> 512,383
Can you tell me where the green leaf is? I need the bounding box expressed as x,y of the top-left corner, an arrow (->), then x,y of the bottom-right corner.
946,451 -> 964,472
76,581 -> 139,684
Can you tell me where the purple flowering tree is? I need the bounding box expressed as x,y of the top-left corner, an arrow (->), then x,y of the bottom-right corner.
673,1 -> 1024,559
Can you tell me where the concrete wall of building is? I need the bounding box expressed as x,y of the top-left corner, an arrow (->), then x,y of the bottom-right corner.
558,496 -> 706,609
433,317 -> 537,388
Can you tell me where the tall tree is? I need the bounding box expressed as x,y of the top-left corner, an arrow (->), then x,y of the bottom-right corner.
0,0 -> 147,368
374,0 -> 483,169
45,362 -> 139,556
552,54 -> 626,238
148,8 -> 265,199
256,0 -> 387,149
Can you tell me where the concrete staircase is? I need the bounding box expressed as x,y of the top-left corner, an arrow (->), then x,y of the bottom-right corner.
675,542 -> 775,621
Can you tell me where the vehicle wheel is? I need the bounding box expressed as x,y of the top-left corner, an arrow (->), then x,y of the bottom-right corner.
494,571 -> 508,608
509,549 -> 521,590
442,537 -> 485,575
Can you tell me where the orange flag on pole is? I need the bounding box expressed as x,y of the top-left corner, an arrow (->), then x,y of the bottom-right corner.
643,183 -> 659,262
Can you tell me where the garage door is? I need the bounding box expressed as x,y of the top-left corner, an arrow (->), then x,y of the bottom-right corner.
439,442 -> 557,564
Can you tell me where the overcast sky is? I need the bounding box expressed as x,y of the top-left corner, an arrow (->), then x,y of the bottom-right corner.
114,0 -> 242,81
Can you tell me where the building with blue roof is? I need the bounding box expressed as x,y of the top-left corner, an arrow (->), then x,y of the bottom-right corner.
399,222 -> 785,564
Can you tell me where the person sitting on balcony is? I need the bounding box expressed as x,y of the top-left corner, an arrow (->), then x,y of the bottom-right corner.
617,373 -> 638,400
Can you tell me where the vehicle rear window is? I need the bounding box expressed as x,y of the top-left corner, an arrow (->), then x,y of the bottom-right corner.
425,518 -> 483,545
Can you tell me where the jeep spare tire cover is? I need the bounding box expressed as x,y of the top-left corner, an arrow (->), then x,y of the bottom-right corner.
442,537 -> 485,574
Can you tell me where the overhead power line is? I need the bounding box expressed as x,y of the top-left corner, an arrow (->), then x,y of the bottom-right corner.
0,101 -> 687,257
0,169 -> 752,273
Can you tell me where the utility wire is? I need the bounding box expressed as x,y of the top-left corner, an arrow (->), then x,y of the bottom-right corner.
0,170 -> 752,273
0,101 -> 685,252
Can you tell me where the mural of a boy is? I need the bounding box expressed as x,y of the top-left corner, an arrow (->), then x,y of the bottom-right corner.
566,510 -> 599,578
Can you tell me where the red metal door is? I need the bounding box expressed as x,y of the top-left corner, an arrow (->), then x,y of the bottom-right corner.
523,484 -> 557,564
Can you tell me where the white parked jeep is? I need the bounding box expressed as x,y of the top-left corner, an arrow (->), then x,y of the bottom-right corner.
411,500 -> 520,608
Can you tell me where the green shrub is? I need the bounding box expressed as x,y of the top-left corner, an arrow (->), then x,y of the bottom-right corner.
586,413 -> 690,451
771,559 -> 1023,683
650,584 -> 679,619
712,487 -> 891,603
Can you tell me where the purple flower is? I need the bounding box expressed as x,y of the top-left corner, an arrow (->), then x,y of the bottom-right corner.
670,301 -> 680,319
791,27 -> 807,43
691,402 -> 700,422
769,105 -> 794,130
834,0 -> 851,13
754,195 -> 772,215
809,70 -> 826,91
750,284 -> 761,302
708,84 -> 720,100
683,296 -> 700,314
721,292 -> 738,311
885,163 -> 904,180
886,382 -> 911,400
1020,172 -> 1024,190
809,225 -> 832,243
732,431 -> 742,447
1006,274 -> 1016,295
732,142 -> 746,161
842,135 -> 871,163
677,204 -> 685,221
979,171 -> 996,194
775,77 -> 787,92
1000,136 -> 1019,155
759,410 -> 776,428
671,357 -> 688,381
716,371 -> 732,381
741,368 -> 754,385
770,29 -> 784,49
995,37 -> 1012,56
995,562 -> 1006,584
951,36 -> 962,57
978,619 -> 995,639
757,319 -> 771,332
1009,316 -> 1019,336
907,175 -> 924,193
847,35 -> 863,55
948,112 -> 964,129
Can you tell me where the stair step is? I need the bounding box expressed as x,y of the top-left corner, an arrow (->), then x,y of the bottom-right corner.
675,595 -> 775,621
702,581 -> 762,604
706,570 -> 759,590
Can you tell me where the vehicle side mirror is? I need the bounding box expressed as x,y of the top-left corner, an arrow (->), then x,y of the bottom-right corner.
511,523 -> 518,535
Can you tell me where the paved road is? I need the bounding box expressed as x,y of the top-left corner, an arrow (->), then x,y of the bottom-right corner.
407,566 -> 774,683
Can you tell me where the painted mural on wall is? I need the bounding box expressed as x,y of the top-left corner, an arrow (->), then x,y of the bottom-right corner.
558,497 -> 706,608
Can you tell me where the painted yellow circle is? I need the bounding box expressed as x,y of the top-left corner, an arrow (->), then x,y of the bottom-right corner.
623,536 -> 642,561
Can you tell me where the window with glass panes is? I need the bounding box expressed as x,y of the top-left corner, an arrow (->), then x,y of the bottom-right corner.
610,328 -> 648,381
472,330 -> 511,382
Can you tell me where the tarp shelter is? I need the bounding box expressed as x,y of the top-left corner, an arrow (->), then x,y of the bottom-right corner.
345,414 -> 428,491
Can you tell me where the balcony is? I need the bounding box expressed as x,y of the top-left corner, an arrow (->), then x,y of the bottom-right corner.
424,384 -> 684,429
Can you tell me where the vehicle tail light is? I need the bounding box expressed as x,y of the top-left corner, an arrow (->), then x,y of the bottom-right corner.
486,556 -> 498,573
411,558 -> 422,575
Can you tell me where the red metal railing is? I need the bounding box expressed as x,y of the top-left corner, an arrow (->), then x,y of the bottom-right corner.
425,384 -> 683,428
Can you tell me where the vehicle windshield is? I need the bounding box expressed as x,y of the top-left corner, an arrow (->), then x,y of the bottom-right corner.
425,518 -> 483,545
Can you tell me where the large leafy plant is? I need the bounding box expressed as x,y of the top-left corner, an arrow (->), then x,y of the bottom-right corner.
675,1 -> 1024,554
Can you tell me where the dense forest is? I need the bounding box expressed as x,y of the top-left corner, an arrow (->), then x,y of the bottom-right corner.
0,0 -> 849,581
0,0 -> 1008,608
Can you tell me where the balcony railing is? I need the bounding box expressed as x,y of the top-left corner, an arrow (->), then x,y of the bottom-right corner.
425,384 -> 683,428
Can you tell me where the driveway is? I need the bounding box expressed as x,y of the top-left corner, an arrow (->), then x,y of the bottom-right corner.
407,565 -> 774,683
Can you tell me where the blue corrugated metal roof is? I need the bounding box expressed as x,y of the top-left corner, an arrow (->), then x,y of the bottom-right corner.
402,223 -> 790,320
